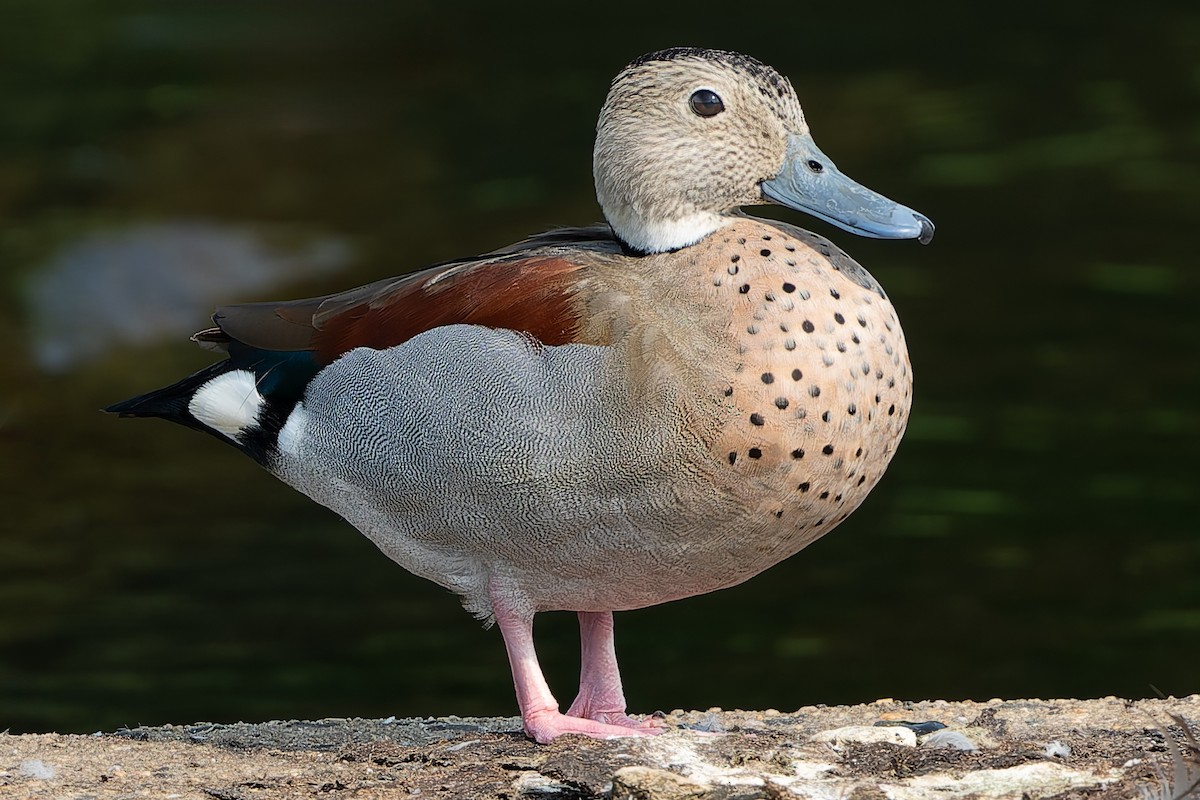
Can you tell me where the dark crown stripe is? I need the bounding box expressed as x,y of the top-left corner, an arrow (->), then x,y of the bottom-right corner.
625,47 -> 793,100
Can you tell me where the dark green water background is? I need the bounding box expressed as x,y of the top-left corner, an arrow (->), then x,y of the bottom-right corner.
2,2 -> 1197,733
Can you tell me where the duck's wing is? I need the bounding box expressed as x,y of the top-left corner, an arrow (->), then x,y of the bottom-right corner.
106,225 -> 625,449
195,224 -> 622,363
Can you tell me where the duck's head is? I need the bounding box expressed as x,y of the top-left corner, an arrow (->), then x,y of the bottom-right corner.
594,48 -> 934,255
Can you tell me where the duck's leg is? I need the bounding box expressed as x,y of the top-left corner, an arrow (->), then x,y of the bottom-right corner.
565,611 -> 663,731
491,594 -> 654,743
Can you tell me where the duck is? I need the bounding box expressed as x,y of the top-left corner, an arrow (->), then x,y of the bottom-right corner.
107,47 -> 933,743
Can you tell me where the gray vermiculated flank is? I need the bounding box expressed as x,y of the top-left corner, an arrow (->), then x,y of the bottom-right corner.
272,325 -> 735,617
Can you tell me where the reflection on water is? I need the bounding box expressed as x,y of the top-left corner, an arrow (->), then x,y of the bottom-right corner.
26,222 -> 349,372
1,4 -> 1197,734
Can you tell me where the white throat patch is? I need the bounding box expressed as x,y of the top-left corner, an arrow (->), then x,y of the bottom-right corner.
609,208 -> 732,253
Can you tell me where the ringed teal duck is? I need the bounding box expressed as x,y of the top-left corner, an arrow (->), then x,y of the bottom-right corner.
108,47 -> 933,743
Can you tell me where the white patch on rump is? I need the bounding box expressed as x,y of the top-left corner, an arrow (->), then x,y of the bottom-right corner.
188,369 -> 263,440
276,401 -> 308,457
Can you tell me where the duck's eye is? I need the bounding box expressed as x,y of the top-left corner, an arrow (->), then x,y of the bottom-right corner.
689,89 -> 725,117
807,160 -> 825,173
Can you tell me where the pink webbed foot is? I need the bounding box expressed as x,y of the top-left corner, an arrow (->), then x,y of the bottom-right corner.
565,700 -> 667,732
491,586 -> 667,743
562,611 -> 668,734
522,708 -> 659,744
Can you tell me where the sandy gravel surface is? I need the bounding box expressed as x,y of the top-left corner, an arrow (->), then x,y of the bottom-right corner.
3,696 -> 1198,799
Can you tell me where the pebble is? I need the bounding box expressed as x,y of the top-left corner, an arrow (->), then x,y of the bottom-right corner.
921,730 -> 979,751
811,725 -> 917,747
516,772 -> 573,795
611,766 -> 711,800
879,720 -> 947,735
18,759 -> 56,780
1044,741 -> 1071,758
688,713 -> 725,733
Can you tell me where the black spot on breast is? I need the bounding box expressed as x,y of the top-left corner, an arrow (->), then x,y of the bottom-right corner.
748,447 -> 762,459
834,312 -> 845,325
858,475 -> 867,485
798,481 -> 811,492
791,448 -> 804,459
775,397 -> 789,410
723,386 -> 733,397
830,288 -> 840,299
822,444 -> 834,455
802,320 -> 815,333
728,451 -> 737,464
888,404 -> 896,415
739,284 -> 750,294
821,411 -> 831,422
760,248 -> 771,257
750,412 -> 765,426
819,490 -> 830,499
730,254 -> 740,262
809,385 -> 821,397
727,264 -> 739,275
848,403 -> 857,415
791,368 -> 803,381
782,282 -> 796,293
761,372 -> 775,384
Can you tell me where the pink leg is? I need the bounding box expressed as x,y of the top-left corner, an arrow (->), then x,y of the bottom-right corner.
491,593 -> 656,743
566,611 -> 663,731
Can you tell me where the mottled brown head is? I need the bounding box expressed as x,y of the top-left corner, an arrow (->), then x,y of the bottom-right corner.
595,48 -> 807,255
594,48 -> 933,255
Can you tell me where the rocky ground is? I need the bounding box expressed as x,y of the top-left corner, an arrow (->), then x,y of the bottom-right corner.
3,696 -> 1199,799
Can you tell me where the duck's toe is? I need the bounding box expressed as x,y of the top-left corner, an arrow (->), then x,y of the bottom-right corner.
522,709 -> 664,744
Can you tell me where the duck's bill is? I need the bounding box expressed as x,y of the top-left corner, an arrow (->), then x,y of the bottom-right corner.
760,133 -> 934,245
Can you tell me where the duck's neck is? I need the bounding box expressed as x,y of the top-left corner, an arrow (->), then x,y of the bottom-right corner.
604,206 -> 733,255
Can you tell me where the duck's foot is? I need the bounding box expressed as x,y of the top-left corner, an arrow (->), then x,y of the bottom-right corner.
565,698 -> 667,732
523,708 -> 661,743
490,592 -> 665,743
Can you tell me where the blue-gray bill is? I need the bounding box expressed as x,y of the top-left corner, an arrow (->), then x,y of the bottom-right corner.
761,132 -> 935,245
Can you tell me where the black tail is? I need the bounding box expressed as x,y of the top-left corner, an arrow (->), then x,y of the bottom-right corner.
104,360 -> 239,440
